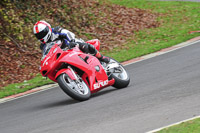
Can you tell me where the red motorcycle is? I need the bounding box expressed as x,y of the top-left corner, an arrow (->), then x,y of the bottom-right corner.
40,39 -> 130,101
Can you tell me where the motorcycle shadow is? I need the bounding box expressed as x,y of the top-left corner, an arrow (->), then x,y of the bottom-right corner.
27,98 -> 78,112
40,87 -> 118,109
28,88 -> 120,111
91,87 -> 117,98
43,99 -> 78,108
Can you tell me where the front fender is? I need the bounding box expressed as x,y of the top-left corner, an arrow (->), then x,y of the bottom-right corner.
55,69 -> 76,80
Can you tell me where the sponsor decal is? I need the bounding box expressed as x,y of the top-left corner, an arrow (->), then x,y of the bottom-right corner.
94,80 -> 108,89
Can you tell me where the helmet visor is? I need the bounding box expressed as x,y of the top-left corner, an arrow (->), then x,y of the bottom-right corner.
35,26 -> 49,40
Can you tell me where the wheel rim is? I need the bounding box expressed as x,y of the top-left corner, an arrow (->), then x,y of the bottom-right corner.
110,59 -> 128,80
62,74 -> 89,95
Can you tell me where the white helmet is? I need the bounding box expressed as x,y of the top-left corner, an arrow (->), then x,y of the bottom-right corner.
33,20 -> 52,43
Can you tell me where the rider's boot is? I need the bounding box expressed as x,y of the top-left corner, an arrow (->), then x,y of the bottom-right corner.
95,51 -> 110,63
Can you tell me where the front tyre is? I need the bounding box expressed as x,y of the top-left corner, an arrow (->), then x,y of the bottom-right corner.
57,73 -> 91,101
109,59 -> 130,89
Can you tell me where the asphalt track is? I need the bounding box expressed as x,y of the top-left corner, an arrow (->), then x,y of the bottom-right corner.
0,39 -> 200,133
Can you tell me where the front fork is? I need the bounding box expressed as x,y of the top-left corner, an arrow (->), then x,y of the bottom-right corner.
68,66 -> 85,92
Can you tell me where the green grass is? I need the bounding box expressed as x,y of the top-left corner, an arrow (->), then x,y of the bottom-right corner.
158,118 -> 200,133
104,0 -> 200,62
1,0 -> 200,98
0,74 -> 53,98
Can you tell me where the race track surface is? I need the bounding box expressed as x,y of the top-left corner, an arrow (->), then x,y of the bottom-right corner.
1,41 -> 200,133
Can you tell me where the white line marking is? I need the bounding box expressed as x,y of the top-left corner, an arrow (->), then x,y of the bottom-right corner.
146,115 -> 200,133
0,84 -> 58,104
124,39 -> 200,66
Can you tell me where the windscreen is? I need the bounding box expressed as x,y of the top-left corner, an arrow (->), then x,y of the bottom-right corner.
41,40 -> 61,60
41,42 -> 55,60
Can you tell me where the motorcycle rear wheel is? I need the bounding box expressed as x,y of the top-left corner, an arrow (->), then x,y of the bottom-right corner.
57,73 -> 91,101
109,58 -> 130,89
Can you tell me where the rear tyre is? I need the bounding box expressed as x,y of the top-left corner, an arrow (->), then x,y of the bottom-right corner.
109,58 -> 130,89
57,73 -> 91,101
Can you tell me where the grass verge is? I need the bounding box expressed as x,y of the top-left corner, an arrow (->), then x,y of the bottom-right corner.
158,117 -> 200,133
0,74 -> 53,98
0,0 -> 199,98
105,0 -> 200,62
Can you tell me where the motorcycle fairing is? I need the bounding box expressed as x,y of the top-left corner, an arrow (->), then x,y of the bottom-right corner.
55,68 -> 76,81
58,47 -> 109,92
40,39 -> 115,93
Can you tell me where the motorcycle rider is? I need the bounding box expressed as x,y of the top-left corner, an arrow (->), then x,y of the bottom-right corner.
33,20 -> 110,63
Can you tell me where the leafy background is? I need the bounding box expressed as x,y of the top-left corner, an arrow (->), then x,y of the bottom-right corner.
0,0 -> 160,88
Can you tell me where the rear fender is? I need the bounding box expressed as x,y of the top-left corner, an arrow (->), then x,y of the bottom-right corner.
55,68 -> 76,80
86,39 -> 100,51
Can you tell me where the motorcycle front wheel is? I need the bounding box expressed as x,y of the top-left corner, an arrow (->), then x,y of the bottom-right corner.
57,73 -> 91,101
